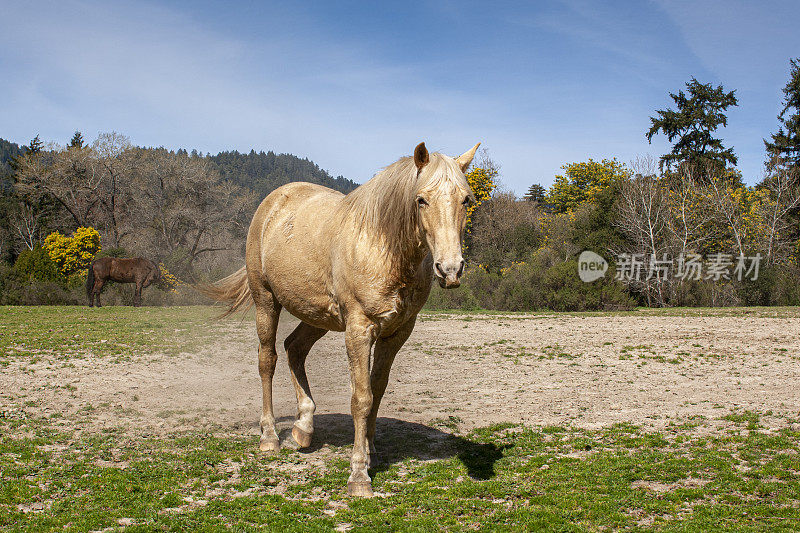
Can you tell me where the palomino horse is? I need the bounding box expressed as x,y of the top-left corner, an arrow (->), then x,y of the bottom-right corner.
86,257 -> 161,307
205,142 -> 479,497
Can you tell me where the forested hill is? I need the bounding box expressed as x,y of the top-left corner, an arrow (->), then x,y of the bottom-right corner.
0,138 -> 24,177
0,136 -> 358,197
208,149 -> 358,198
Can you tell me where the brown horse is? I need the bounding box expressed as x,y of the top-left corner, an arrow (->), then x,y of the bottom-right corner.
203,142 -> 479,497
86,257 -> 161,307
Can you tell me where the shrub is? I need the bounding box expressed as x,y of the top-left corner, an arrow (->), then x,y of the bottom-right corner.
13,247 -> 62,283
43,226 -> 101,277
737,264 -> 800,306
425,251 -> 635,312
0,256 -> 83,305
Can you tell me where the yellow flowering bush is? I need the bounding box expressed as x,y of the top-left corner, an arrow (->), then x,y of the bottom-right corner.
547,159 -> 630,213
158,263 -> 181,293
464,166 -> 498,233
733,186 -> 771,251
43,227 -> 101,277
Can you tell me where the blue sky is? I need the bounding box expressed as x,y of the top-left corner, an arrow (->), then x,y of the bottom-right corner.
1,0 -> 798,193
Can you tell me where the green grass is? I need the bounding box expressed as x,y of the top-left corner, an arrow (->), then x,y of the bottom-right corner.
4,304 -> 800,530
3,416 -> 800,531
0,306 -> 226,361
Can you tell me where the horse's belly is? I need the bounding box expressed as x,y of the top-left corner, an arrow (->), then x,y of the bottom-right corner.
269,272 -> 344,331
255,187 -> 344,331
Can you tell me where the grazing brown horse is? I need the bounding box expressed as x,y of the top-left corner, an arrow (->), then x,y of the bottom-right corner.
203,142 -> 479,497
86,257 -> 161,307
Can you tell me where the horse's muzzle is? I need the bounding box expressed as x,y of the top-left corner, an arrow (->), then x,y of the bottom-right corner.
435,260 -> 464,289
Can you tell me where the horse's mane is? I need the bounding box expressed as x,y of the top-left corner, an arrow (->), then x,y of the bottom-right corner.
336,152 -> 472,261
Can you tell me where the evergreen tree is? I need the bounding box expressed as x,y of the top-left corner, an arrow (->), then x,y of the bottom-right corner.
523,183 -> 545,203
9,135 -> 43,173
765,58 -> 800,169
69,131 -> 84,149
646,78 -> 738,173
27,135 -> 43,155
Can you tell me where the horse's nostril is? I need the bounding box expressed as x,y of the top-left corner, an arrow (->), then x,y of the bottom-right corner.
435,262 -> 446,278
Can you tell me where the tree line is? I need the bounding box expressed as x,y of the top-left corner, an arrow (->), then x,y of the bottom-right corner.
430,58 -> 800,310
2,59 -> 798,310
0,134 -> 357,304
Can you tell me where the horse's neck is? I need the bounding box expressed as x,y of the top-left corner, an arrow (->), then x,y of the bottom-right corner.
384,242 -> 431,287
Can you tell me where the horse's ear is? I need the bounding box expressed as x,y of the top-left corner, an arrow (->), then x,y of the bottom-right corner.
455,142 -> 481,172
414,142 -> 429,171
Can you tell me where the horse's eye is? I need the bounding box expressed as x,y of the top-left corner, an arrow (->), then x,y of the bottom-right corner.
417,197 -> 428,207
462,197 -> 471,206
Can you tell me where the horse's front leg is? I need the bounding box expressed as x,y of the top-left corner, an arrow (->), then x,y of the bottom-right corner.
367,316 -> 417,464
344,315 -> 378,498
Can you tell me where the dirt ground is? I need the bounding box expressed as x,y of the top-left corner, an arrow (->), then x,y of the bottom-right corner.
4,311 -> 800,441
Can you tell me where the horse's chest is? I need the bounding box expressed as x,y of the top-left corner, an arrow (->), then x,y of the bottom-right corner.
372,284 -> 426,336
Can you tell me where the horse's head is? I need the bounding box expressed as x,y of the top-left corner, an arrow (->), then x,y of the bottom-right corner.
414,142 -> 480,289
147,260 -> 163,288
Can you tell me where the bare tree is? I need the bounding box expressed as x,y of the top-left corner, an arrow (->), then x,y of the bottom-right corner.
94,132 -> 133,247
756,159 -> 800,265
8,200 -> 43,251
665,165 -> 716,258
470,191 -> 542,270
127,148 -> 255,273
706,176 -> 747,257
14,142 -> 105,229
614,157 -> 670,305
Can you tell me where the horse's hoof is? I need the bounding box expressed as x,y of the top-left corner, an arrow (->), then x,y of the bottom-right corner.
292,425 -> 313,448
347,481 -> 374,498
259,437 -> 280,453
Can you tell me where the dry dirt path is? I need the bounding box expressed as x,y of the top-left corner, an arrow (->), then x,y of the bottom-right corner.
4,311 -> 800,440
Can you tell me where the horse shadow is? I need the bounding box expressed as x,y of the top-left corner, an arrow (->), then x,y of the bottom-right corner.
275,413 -> 506,481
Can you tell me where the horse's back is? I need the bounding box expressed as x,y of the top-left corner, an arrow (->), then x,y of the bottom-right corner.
94,256 -> 156,284
247,182 -> 346,329
252,182 -> 343,247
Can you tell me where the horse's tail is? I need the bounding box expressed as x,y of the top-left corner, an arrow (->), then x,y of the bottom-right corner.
86,261 -> 95,302
196,266 -> 252,317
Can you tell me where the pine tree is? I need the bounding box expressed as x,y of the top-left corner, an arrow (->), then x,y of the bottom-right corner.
11,135 -> 43,172
523,183 -> 545,203
646,78 -> 738,173
69,131 -> 84,149
765,58 -> 800,169
27,135 -> 43,154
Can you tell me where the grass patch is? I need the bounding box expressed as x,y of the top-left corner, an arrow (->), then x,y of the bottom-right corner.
4,415 -> 800,531
0,306 -> 227,361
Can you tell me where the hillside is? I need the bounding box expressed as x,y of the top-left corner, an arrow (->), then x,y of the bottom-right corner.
209,149 -> 358,198
0,138 -> 24,177
0,137 -> 358,197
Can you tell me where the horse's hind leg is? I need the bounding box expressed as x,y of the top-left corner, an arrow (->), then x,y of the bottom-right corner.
254,287 -> 282,453
94,280 -> 105,307
284,322 -> 327,448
